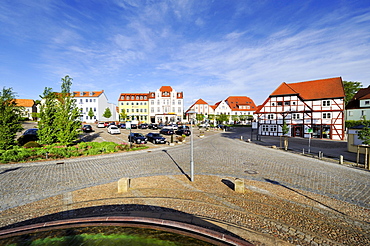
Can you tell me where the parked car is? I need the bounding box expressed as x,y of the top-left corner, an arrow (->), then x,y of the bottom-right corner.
107,125 -> 120,134
130,124 -> 138,129
82,124 -> 93,132
167,124 -> 178,130
159,128 -> 174,135
128,133 -> 147,144
146,132 -> 166,144
17,128 -> 38,145
97,122 -> 105,128
119,123 -> 126,129
138,123 -> 148,129
104,122 -> 110,127
148,123 -> 158,130
108,122 -> 116,127
175,128 -> 191,136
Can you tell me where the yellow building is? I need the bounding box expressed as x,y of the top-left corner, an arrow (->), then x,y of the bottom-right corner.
118,93 -> 149,123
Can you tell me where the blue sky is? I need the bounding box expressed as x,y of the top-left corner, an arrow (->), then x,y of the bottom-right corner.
1,0 -> 370,109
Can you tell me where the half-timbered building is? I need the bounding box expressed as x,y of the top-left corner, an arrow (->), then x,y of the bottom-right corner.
255,77 -> 345,140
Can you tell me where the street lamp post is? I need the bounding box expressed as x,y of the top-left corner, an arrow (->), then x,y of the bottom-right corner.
188,111 -> 196,182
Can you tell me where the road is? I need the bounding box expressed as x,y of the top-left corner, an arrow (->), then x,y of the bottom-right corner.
1,127 -> 369,212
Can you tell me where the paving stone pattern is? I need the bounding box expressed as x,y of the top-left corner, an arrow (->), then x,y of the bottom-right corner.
1,130 -> 369,212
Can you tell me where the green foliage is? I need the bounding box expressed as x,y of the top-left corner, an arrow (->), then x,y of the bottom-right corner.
282,120 -> 289,135
196,113 -> 205,122
120,109 -> 127,121
343,81 -> 362,106
216,114 -> 229,124
103,107 -> 112,119
358,117 -> 370,145
88,108 -> 95,119
0,141 -> 141,163
0,87 -> 23,150
345,120 -> 370,129
38,87 -> 58,145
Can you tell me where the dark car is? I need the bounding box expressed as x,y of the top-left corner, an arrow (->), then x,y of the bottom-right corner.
148,123 -> 158,130
138,123 -> 148,129
159,128 -> 174,135
175,128 -> 191,136
128,133 -> 147,144
130,124 -> 138,129
17,128 -> 38,145
82,124 -> 93,132
146,132 -> 166,144
119,123 -> 126,129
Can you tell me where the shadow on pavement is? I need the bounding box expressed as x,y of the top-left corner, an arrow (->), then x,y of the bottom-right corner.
162,150 -> 191,181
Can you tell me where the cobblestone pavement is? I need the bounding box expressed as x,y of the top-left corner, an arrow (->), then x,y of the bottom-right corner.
1,128 -> 369,244
1,128 -> 369,211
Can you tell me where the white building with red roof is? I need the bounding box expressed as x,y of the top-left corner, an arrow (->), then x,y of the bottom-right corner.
15,99 -> 37,120
255,77 -> 345,140
72,90 -> 118,123
148,86 -> 184,123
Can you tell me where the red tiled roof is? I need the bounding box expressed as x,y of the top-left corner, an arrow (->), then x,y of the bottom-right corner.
72,90 -> 104,97
225,96 -> 257,111
15,99 -> 34,107
271,77 -> 344,100
194,98 -> 208,105
159,86 -> 173,92
352,87 -> 370,100
118,93 -> 149,101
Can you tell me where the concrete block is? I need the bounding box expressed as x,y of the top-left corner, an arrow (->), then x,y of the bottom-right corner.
234,178 -> 245,193
118,178 -> 130,193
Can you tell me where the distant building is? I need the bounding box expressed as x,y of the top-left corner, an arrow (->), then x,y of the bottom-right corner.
186,99 -> 214,116
148,86 -> 184,123
345,86 -> 370,121
72,90 -> 118,123
118,93 -> 149,123
15,99 -> 37,120
185,96 -> 256,123
255,77 -> 345,140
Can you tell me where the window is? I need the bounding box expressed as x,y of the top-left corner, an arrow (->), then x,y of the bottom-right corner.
284,101 -> 290,105
365,101 -> 370,105
262,125 -> 269,132
151,100 -> 154,105
272,103 -> 275,106
127,109 -> 129,113
267,114 -> 274,119
323,113 -> 331,118
270,125 -> 277,132
151,108 -> 154,113
292,113 -> 300,119
94,107 -> 96,112
80,99 -> 83,103
348,111 -> 353,116
126,96 -> 130,100
323,100 -> 331,106
136,109 -> 139,112
277,102 -> 282,106
90,99 -> 92,102
178,107 -> 181,113
178,100 -> 181,105
86,99 -> 88,102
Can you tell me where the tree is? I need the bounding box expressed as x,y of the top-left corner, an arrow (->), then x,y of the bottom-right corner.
196,113 -> 205,122
282,120 -> 290,151
103,107 -> 112,119
343,81 -> 362,106
38,87 -> 58,145
55,75 -> 81,145
358,117 -> 370,145
88,108 -> 95,120
216,114 -> 229,124
0,87 -> 23,150
120,109 -> 127,122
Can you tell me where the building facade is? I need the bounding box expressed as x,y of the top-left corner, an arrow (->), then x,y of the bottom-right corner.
72,90 -> 117,123
255,77 -> 345,140
15,99 -> 37,120
117,93 -> 149,123
345,87 -> 370,121
148,86 -> 184,124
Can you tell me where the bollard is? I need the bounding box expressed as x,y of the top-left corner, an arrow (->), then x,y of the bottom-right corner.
302,148 -> 305,154
339,155 -> 343,164
234,178 -> 245,193
240,136 -> 243,141
118,178 -> 130,193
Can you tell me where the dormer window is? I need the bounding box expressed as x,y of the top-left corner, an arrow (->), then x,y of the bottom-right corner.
89,92 -> 93,96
